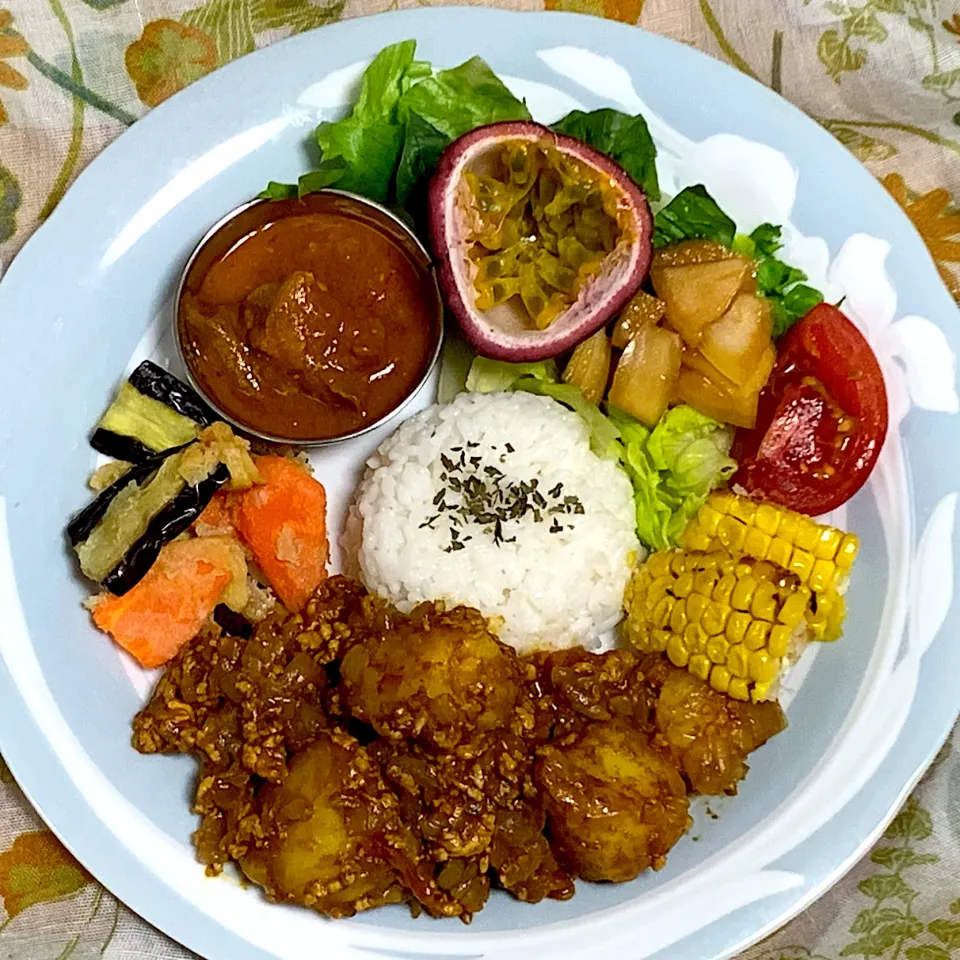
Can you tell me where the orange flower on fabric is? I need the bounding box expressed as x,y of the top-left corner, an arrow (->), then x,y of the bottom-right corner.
943,14 -> 960,40
0,831 -> 91,920
0,10 -> 29,127
543,0 -> 645,25
125,19 -> 217,108
883,172 -> 960,300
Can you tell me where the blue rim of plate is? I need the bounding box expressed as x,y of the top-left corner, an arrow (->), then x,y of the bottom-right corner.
0,8 -> 958,960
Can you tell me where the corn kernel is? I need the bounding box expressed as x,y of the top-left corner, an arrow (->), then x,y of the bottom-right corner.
669,600 -> 688,634
750,580 -> 779,621
725,611 -> 751,645
751,679 -> 773,702
793,517 -> 820,553
814,526 -> 843,560
836,534 -> 859,570
744,619 -> 771,651
646,552 -> 672,578
825,593 -> 847,641
728,677 -> 751,700
651,628 -> 671,652
701,601 -> 730,636
808,558 -> 836,594
673,571 -> 695,598
743,526 -> 773,559
788,548 -> 815,583
776,510 -> 800,544
686,592 -> 709,624
646,574 -> 673,610
749,650 -> 779,683
693,568 -> 718,596
716,515 -> 747,553
754,503 -> 782,537
729,496 -> 758,525
685,532 -> 713,552
698,503 -> 723,538
688,653 -> 711,681
710,665 -> 732,694
726,643 -> 750,678
731,575 -> 757,612
768,623 -> 793,658
684,623 -> 708,655
778,587 -> 811,628
768,538 -> 793,570
714,573 -> 737,605
806,606 -> 828,641
719,552 -> 738,573
753,560 -> 778,582
670,551 -> 688,575
667,634 -> 689,668
706,635 -> 729,664
652,596 -> 674,629
711,490 -> 736,513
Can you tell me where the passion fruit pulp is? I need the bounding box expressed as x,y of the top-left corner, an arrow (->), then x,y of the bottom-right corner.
429,121 -> 653,362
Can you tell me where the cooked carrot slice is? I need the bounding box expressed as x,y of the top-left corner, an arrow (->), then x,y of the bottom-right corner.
231,455 -> 328,611
194,491 -> 236,538
91,536 -> 246,669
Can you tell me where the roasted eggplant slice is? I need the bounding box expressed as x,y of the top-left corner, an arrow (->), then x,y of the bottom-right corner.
73,450 -> 193,583
102,463 -> 230,595
128,361 -> 215,425
70,422 -> 260,595
67,454 -> 172,547
91,361 -> 216,463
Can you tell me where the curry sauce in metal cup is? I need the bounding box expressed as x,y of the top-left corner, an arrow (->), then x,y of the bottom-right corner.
175,190 -> 444,446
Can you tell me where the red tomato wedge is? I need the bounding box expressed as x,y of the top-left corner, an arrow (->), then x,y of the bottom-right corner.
732,303 -> 888,515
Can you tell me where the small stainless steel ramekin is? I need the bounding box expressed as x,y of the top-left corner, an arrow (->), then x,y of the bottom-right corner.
174,189 -> 444,447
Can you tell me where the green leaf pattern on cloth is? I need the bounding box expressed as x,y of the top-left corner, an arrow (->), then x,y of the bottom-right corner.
0,1 -> 958,958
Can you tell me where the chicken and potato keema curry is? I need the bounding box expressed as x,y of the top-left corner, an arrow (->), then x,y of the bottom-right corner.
178,201 -> 439,441
133,576 -> 785,921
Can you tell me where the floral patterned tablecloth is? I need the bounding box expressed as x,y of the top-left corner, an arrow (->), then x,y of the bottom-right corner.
0,1 -> 958,958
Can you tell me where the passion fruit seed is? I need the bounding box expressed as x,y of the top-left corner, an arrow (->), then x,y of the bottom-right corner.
465,141 -> 624,331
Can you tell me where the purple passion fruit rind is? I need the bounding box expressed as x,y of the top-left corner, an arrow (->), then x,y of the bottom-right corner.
428,121 -> 654,362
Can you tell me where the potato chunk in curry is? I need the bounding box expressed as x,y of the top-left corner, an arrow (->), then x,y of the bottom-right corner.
340,603 -> 524,751
536,721 -> 691,882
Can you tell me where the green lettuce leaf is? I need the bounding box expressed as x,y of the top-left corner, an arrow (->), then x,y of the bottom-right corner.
552,108 -> 660,201
465,356 -> 559,394
616,405 -> 736,550
394,112 -> 451,209
399,56 -> 531,139
310,40 -> 418,203
297,158 -> 347,197
258,181 -> 297,200
652,185 -> 736,248
734,223 -> 825,337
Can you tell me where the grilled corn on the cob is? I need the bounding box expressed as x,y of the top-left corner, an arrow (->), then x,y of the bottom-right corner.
681,491 -> 858,641
625,494 -> 859,702
623,550 -> 821,702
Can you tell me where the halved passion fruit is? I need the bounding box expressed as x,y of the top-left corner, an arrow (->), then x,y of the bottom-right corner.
428,121 -> 654,361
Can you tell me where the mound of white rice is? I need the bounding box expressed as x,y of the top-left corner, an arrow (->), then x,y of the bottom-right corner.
346,391 -> 640,653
